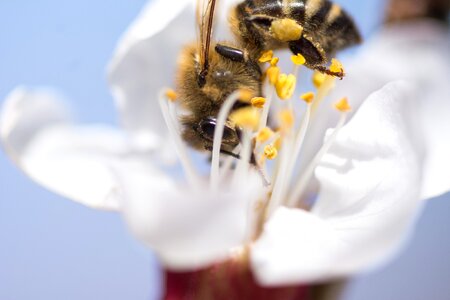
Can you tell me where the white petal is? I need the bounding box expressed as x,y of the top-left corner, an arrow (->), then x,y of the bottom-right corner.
251,82 -> 424,284
330,21 -> 450,199
0,87 -> 133,210
121,173 -> 262,270
108,0 -> 194,141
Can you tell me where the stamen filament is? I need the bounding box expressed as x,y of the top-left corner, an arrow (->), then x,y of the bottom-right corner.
280,103 -> 312,204
232,130 -> 252,187
266,135 -> 294,216
210,91 -> 240,190
158,91 -> 199,187
287,113 -> 348,206
312,76 -> 335,115
258,88 -> 275,130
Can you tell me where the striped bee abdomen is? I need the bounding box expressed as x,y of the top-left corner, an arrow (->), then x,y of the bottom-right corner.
230,0 -> 361,69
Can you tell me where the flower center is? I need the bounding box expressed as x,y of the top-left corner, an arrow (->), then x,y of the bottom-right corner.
159,51 -> 351,240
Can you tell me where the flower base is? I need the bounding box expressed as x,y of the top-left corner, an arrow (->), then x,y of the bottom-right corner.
164,260 -> 311,300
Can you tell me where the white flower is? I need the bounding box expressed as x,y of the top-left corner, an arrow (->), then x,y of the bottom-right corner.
1,0 -> 449,288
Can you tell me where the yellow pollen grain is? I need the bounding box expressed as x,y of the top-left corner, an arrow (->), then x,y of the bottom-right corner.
239,89 -> 254,102
266,66 -> 280,85
259,50 -> 274,63
264,144 -> 278,160
229,107 -> 260,130
251,97 -> 266,108
330,58 -> 344,73
312,71 -> 327,89
275,74 -> 297,100
291,54 -> 306,65
300,92 -> 315,104
165,89 -> 177,102
257,127 -> 274,143
271,19 -> 304,42
274,137 -> 283,150
270,57 -> 279,66
334,97 -> 352,112
279,109 -> 295,129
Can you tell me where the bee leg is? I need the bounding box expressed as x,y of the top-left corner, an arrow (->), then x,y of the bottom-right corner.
204,145 -> 241,160
314,65 -> 345,79
205,145 -> 270,186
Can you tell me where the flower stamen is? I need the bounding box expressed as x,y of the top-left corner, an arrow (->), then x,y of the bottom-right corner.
287,101 -> 350,206
158,90 -> 199,186
259,50 -> 274,63
264,144 -> 278,160
251,97 -> 266,108
275,74 -> 297,100
210,91 -> 241,189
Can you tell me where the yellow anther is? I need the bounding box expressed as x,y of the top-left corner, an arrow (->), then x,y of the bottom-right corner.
259,50 -> 274,63
274,137 -> 283,150
271,19 -> 304,42
334,97 -> 352,112
291,53 -> 306,66
279,109 -> 295,129
257,127 -> 274,143
266,66 -> 280,85
312,71 -> 327,89
270,57 -> 279,66
251,97 -> 266,108
275,74 -> 297,100
264,144 -> 278,160
330,58 -> 344,74
165,89 -> 177,102
300,92 -> 315,104
229,107 -> 260,130
239,89 -> 254,102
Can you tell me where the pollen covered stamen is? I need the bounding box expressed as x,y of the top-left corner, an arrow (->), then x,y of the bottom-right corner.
300,92 -> 315,104
330,58 -> 345,74
165,89 -> 178,102
334,97 -> 352,112
230,107 -> 261,131
270,57 -> 279,66
251,97 -> 266,108
259,50 -> 274,63
275,74 -> 297,100
291,54 -> 306,66
256,127 -> 274,143
278,109 -> 295,130
239,89 -> 255,103
312,71 -> 327,89
264,144 -> 278,160
267,66 -> 281,86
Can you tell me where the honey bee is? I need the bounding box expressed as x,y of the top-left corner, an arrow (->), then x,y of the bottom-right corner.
177,0 -> 361,158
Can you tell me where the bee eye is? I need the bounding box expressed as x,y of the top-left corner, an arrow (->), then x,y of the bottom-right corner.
198,118 -> 237,142
199,119 -> 216,140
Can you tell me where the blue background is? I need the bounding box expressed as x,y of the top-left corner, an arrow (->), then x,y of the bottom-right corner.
0,1 -> 449,299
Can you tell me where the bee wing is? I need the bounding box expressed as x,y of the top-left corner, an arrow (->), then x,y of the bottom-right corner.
197,0 -> 218,75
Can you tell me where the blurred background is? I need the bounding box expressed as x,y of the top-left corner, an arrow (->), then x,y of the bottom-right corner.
0,0 -> 449,299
